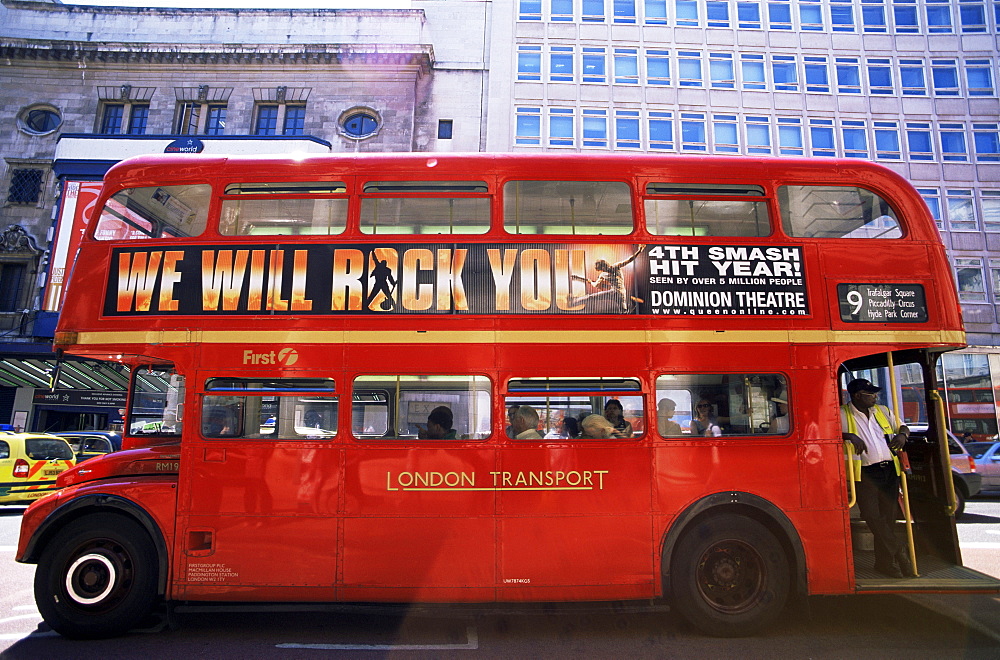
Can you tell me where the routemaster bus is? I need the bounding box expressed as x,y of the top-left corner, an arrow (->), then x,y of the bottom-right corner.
16,152 -> 1000,639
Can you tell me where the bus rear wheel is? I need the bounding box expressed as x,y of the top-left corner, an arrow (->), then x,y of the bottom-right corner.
34,513 -> 158,639
670,514 -> 790,637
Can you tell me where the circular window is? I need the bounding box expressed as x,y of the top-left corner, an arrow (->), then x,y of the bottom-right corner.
341,110 -> 380,139
18,105 -> 62,135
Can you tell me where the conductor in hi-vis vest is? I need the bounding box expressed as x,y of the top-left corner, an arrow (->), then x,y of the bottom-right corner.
841,378 -> 914,578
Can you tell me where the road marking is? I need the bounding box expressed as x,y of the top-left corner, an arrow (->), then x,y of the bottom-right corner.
961,541 -> 1000,549
0,614 -> 42,626
13,605 -> 39,612
276,625 -> 478,651
0,546 -> 17,552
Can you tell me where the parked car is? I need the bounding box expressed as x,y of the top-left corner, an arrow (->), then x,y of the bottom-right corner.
0,432 -> 76,505
964,441 -> 1000,491
907,426 -> 981,516
48,431 -> 122,463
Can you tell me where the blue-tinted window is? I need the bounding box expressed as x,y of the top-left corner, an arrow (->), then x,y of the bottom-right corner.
874,121 -> 901,159
906,122 -> 933,160
900,60 -> 926,95
974,124 -> 1000,162
805,57 -> 830,92
616,48 -> 640,84
616,110 -> 641,148
678,51 -> 703,87
810,119 -> 836,156
707,0 -> 731,26
254,104 -> 279,136
645,0 -> 668,23
926,0 -> 952,32
768,0 -> 792,28
549,108 -> 575,146
940,124 -> 968,162
746,116 -> 771,154
893,0 -> 919,32
583,48 -> 607,83
676,0 -> 699,25
842,121 -> 868,158
778,118 -> 803,155
831,0 -> 855,31
343,111 -> 378,138
583,110 -> 608,147
738,1 -> 762,27
772,55 -> 797,91
713,115 -> 740,152
100,104 -> 124,134
283,105 -> 306,136
932,60 -> 960,96
710,53 -> 735,88
205,105 -> 226,136
966,60 -> 994,96
551,47 -> 574,82
862,0 -> 887,31
614,0 -> 637,22
520,0 -> 543,20
742,54 -> 766,90
516,107 -> 542,145
960,2 -> 987,32
518,46 -> 542,81
836,58 -> 862,93
649,111 -> 674,150
552,0 -> 574,20
128,105 -> 149,135
799,0 -> 824,29
583,0 -> 606,20
646,50 -> 670,85
867,59 -> 893,94
681,113 -> 706,151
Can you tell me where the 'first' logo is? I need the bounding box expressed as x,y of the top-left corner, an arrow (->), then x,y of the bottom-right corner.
242,348 -> 299,366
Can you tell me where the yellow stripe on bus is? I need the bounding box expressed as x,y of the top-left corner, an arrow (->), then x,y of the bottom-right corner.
76,328 -> 965,345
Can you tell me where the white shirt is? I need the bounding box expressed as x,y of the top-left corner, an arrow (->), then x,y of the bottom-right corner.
840,401 -> 897,465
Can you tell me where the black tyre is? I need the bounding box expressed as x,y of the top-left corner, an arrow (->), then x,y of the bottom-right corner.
669,514 -> 790,637
34,513 -> 159,639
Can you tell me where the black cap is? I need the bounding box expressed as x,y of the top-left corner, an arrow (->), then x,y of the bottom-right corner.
847,378 -> 881,395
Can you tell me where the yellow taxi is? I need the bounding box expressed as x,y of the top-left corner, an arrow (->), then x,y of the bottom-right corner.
0,432 -> 76,505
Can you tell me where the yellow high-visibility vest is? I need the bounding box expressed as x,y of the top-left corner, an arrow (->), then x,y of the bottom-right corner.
841,403 -> 901,480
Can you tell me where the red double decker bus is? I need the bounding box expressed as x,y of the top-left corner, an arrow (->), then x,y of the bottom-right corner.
17,153 -> 999,639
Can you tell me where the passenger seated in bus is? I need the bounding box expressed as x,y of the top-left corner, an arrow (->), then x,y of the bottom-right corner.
510,405 -> 543,440
770,397 -> 789,434
418,406 -> 458,440
657,398 -> 683,436
203,407 -> 235,437
603,398 -> 634,437
691,399 -> 723,437
580,414 -> 626,439
504,405 -> 519,437
544,416 -> 580,439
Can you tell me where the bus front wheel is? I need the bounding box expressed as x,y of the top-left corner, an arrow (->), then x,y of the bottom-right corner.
670,513 -> 790,637
34,513 -> 158,639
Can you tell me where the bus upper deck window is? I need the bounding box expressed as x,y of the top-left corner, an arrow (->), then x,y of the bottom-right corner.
503,181 -> 633,235
220,182 -> 347,236
359,181 -> 490,235
644,183 -> 770,237
95,184 -> 211,240
778,185 -> 902,238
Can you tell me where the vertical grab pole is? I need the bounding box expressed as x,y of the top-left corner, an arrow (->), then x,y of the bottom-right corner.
887,352 -> 918,576
930,390 -> 959,516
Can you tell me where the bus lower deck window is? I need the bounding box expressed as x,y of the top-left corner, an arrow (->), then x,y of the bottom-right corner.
655,373 -> 788,437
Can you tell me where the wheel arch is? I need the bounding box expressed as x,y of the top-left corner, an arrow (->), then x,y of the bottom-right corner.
659,491 -> 807,603
21,494 -> 170,596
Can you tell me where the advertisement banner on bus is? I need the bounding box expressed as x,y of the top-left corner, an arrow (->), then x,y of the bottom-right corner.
103,243 -> 814,317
